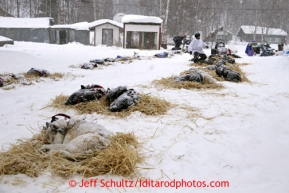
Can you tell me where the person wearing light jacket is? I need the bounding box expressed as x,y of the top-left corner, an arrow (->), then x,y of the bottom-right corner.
188,33 -> 209,63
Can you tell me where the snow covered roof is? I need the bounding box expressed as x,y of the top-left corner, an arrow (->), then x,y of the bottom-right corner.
121,15 -> 162,24
49,20 -> 123,30
51,22 -> 90,30
0,17 -> 52,28
88,19 -> 123,29
241,25 -> 287,36
0,36 -> 12,41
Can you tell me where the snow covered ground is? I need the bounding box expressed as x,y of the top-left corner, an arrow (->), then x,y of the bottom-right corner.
0,42 -> 289,193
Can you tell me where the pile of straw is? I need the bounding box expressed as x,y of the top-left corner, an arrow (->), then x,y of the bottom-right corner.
153,71 -> 224,90
0,73 -> 31,86
47,93 -> 171,117
0,72 -> 65,89
0,132 -> 141,178
24,72 -> 64,80
0,133 -> 48,177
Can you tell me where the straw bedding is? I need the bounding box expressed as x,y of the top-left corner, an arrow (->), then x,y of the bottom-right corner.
153,59 -> 250,89
47,94 -> 171,117
0,132 -> 141,178
27,72 -> 65,80
0,72 -> 66,90
153,70 -> 224,90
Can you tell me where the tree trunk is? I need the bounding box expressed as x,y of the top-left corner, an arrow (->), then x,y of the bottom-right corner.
159,0 -> 162,17
58,0 -> 61,24
181,0 -> 186,35
177,0 -> 182,34
67,0 -> 70,23
30,0 -> 32,17
92,0 -> 97,20
49,0 -> 51,17
163,0 -> 170,43
51,0 -> 59,24
16,0 -> 20,17
253,13 -> 257,41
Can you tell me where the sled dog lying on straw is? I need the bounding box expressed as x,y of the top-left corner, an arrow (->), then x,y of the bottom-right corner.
41,114 -> 111,157
174,66 -> 216,84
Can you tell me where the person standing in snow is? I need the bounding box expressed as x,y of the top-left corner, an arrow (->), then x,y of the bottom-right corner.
173,35 -> 186,50
188,33 -> 209,63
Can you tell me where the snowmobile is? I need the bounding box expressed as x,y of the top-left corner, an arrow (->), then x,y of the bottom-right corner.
215,39 -> 225,50
260,43 -> 275,56
213,39 -> 230,55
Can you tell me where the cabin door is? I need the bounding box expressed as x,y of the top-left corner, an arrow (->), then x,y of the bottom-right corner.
56,30 -> 68,44
102,29 -> 113,46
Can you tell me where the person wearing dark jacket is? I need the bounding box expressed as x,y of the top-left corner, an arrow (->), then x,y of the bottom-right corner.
173,35 -> 186,49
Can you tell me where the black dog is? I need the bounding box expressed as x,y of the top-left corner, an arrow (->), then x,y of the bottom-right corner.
65,85 -> 105,105
223,69 -> 242,82
106,86 -> 128,104
108,88 -> 140,112
174,72 -> 204,83
216,65 -> 241,82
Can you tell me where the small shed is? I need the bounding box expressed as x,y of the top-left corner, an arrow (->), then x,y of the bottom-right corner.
236,25 -> 287,44
216,30 -> 233,43
0,17 -> 90,45
88,19 -> 123,47
0,17 -> 53,43
50,22 -> 90,45
122,15 -> 163,50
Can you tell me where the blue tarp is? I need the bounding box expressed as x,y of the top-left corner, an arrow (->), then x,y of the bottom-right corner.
245,41 -> 257,56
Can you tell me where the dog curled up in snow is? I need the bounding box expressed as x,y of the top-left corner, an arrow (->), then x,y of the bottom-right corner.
41,114 -> 111,157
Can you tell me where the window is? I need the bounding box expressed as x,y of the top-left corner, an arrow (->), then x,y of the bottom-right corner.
266,37 -> 281,44
126,31 -> 157,49
217,35 -> 223,40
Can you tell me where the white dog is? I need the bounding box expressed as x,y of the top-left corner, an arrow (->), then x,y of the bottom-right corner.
189,67 -> 217,84
41,116 -> 111,157
133,51 -> 140,58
